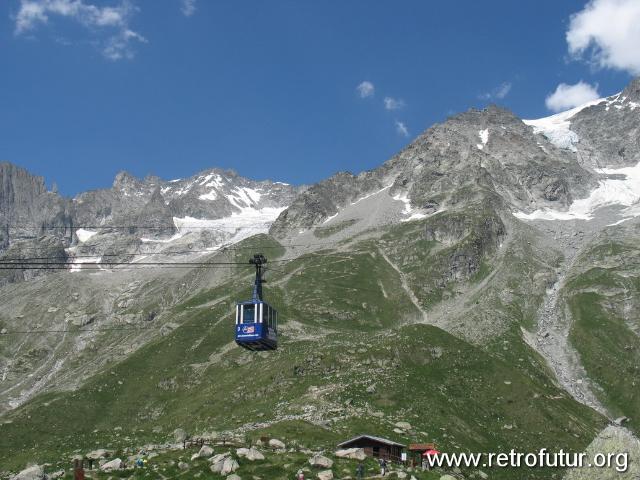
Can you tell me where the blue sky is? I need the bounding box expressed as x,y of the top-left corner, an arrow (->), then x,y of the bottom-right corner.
1,0 -> 638,196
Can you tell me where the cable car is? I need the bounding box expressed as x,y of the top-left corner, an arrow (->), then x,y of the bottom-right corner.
235,254 -> 278,351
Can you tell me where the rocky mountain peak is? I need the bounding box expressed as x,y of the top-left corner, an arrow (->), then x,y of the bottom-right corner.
622,76 -> 640,101
112,171 -> 145,192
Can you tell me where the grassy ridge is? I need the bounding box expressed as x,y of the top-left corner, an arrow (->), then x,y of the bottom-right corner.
567,268 -> 640,433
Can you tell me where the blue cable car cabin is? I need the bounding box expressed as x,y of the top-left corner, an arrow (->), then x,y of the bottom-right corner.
235,253 -> 278,351
235,300 -> 278,350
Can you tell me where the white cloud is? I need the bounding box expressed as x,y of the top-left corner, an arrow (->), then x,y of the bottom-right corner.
567,0 -> 640,74
13,0 -> 145,60
103,28 -> 147,61
356,81 -> 374,98
545,81 -> 600,112
395,120 -> 409,138
384,97 -> 405,110
181,0 -> 196,17
495,82 -> 512,99
480,81 -> 512,100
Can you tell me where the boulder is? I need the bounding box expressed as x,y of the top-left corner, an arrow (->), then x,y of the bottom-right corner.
210,452 -> 231,463
178,461 -> 189,470
10,465 -> 45,480
100,458 -> 123,471
440,476 -> 457,480
309,454 -> 334,468
269,438 -> 286,450
477,471 -> 489,479
199,444 -> 214,458
173,428 -> 188,443
221,457 -> 239,475
49,471 -> 65,480
335,448 -> 366,460
317,470 -> 333,480
237,447 -> 265,461
86,449 -> 111,460
210,453 -> 232,473
396,472 -> 407,479
227,475 -> 241,480
394,421 -> 412,431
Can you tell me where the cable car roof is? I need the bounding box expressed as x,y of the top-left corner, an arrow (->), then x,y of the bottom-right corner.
236,299 -> 274,305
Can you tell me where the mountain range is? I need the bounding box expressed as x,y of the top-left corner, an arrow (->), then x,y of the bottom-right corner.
1,78 -> 639,480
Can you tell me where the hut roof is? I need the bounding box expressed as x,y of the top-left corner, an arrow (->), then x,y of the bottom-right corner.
337,434 -> 405,448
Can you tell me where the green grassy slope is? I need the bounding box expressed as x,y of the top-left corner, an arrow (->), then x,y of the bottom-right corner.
565,239 -> 640,433
0,219 -> 606,479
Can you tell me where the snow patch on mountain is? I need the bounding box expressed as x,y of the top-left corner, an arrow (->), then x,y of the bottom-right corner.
351,185 -> 392,206
69,256 -> 103,273
523,95 -> 621,152
76,229 -> 97,243
515,162 -> 640,221
228,187 -> 263,209
393,191 -> 427,222
198,190 -> 218,201
140,206 -> 286,247
477,129 -> 489,150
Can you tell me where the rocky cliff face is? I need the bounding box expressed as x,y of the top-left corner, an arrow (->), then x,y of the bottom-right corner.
0,162 -> 73,255
570,78 -> 640,168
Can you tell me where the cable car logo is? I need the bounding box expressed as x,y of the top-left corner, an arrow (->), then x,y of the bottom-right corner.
241,325 -> 255,334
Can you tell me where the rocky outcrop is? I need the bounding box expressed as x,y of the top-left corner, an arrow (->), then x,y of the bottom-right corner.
0,162 -> 72,252
130,187 -> 176,239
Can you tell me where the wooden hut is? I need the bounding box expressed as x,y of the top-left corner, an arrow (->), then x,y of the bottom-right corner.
337,435 -> 405,462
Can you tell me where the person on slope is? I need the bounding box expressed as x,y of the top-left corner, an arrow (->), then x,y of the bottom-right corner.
379,457 -> 387,476
73,459 -> 85,480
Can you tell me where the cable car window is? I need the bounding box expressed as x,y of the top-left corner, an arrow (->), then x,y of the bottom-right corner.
243,304 -> 255,324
